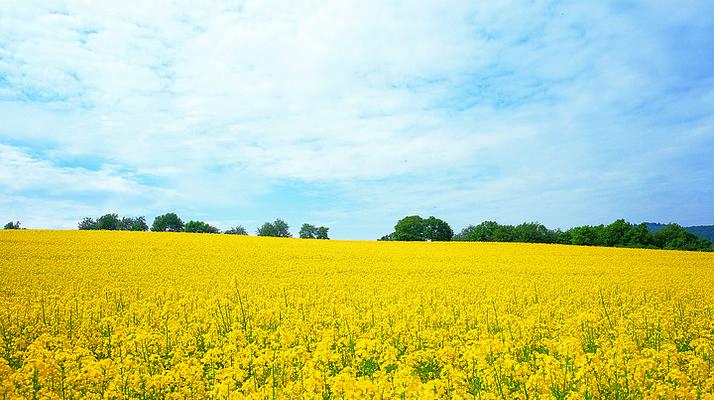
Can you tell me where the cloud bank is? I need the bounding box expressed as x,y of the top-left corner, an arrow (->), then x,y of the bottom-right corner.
1,0 -> 713,238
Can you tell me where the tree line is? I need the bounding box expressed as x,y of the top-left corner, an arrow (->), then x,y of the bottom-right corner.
380,215 -> 714,252
3,221 -> 22,230
75,213 -> 329,239
5,213 -> 712,251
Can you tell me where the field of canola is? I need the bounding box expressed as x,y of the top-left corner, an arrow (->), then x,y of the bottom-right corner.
1,230 -> 713,399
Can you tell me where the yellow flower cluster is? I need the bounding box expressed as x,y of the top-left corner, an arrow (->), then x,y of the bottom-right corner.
1,230 -> 713,399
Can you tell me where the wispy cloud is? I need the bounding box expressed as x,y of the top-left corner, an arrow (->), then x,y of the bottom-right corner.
1,1 -> 713,237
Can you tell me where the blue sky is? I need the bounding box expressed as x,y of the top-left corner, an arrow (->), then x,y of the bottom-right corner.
1,1 -> 713,239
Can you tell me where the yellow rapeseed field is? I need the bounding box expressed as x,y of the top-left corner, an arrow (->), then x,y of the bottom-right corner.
1,230 -> 713,399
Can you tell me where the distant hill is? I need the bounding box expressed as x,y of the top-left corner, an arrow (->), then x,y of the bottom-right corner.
644,222 -> 714,242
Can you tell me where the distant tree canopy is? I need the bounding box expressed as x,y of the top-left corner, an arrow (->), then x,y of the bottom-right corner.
392,216 -> 424,241
653,223 -> 712,251
123,216 -> 149,231
64,210 -> 713,253
316,226 -> 329,240
257,218 -> 291,237
299,223 -> 330,239
224,226 -> 248,235
423,216 -> 454,241
389,215 -> 454,241
151,213 -> 184,232
78,217 -> 96,230
377,233 -> 393,241
3,221 -> 20,230
382,216 -> 712,252
78,214 -> 148,231
447,219 -> 712,252
184,220 -> 220,234
96,213 -> 120,230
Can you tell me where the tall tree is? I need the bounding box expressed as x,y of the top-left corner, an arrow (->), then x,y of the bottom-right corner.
96,214 -> 121,230
472,221 -> 500,241
152,213 -> 184,232
224,226 -> 248,235
392,215 -> 425,241
492,224 -> 517,242
78,217 -> 97,230
654,224 -> 709,251
3,221 -> 20,229
299,223 -> 318,239
603,219 -> 631,247
569,226 -> 601,246
184,220 -> 220,233
316,226 -> 330,240
257,219 -> 291,237
514,222 -> 552,243
300,224 -> 330,239
423,216 -> 453,241
129,216 -> 149,231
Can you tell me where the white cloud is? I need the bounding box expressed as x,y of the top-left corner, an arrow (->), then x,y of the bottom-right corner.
0,0 -> 713,235
0,144 -> 141,194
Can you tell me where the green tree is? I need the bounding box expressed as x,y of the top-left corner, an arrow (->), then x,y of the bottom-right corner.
569,226 -> 603,246
184,220 -> 220,233
653,224 -> 710,251
492,224 -> 516,242
78,217 -> 97,230
553,229 -> 572,244
257,219 -> 291,237
392,215 -> 425,241
257,222 -> 276,236
3,221 -> 20,229
623,223 -> 654,248
152,213 -> 184,232
130,216 -> 149,231
423,216 -> 453,241
273,219 -> 291,237
316,226 -> 329,240
118,216 -> 148,231
603,219 -> 631,247
96,213 -> 121,230
513,222 -> 552,243
453,225 -> 476,241
224,226 -> 248,235
378,233 -> 393,241
471,221 -> 500,241
299,223 -> 318,239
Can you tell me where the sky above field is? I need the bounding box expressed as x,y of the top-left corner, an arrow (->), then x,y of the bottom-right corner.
1,1 -> 714,239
